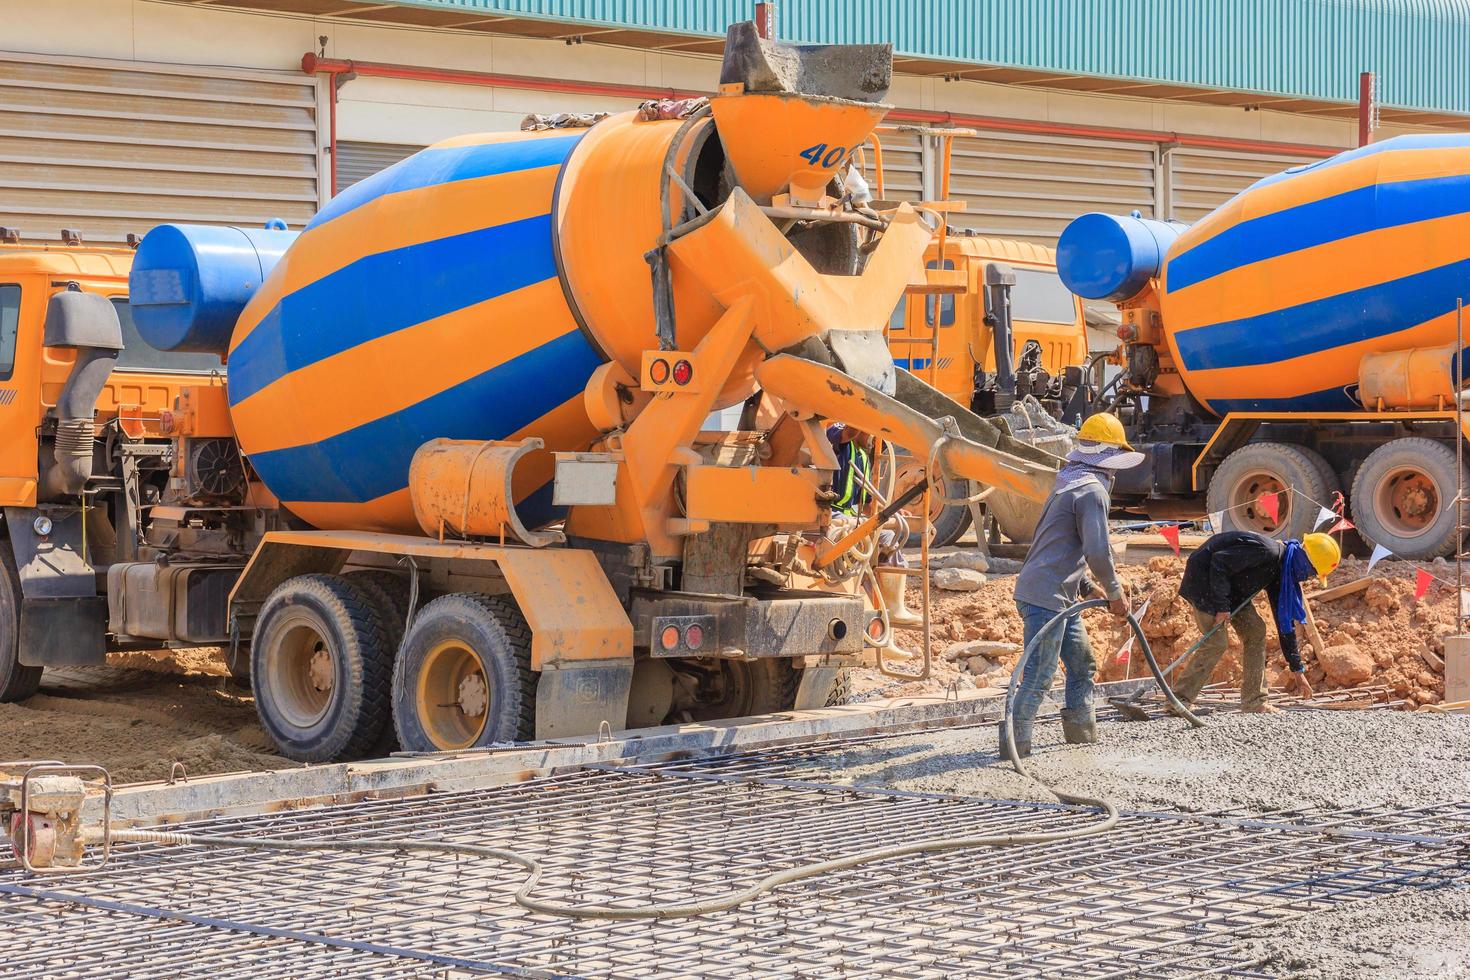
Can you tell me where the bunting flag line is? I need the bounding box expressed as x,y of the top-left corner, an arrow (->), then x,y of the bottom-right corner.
1207,510 -> 1224,532
1415,568 -> 1434,600
1258,492 -> 1280,524
1313,505 -> 1337,530
1159,523 -> 1181,556
1327,518 -> 1354,534
1367,542 -> 1392,572
1115,597 -> 1152,663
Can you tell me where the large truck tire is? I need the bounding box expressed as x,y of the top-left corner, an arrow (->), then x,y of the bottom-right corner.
1350,437 -> 1465,560
392,592 -> 536,752
904,481 -> 974,548
344,569 -> 412,756
893,454 -> 973,548
0,544 -> 41,703
1207,442 -> 1334,542
682,658 -> 801,721
251,573 -> 395,763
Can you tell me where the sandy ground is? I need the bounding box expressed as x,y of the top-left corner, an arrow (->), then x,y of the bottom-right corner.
0,659 -> 287,783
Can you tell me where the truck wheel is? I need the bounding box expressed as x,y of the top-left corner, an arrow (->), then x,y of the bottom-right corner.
345,570 -> 411,643
1207,443 -> 1332,541
344,569 -> 412,755
894,457 -> 973,548
392,593 -> 535,752
1351,438 -> 1465,560
251,574 -> 394,763
0,544 -> 41,703
681,659 -> 800,721
816,667 -> 852,706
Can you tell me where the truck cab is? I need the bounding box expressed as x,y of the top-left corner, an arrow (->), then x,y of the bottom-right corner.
889,233 -> 1088,421
0,236 -> 226,701
887,232 -> 1088,545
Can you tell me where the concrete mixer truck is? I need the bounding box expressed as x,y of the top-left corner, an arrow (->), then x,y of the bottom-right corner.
0,23 -> 1063,763
1059,134 -> 1470,560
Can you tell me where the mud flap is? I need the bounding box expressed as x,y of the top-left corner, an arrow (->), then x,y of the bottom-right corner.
534,660 -> 634,740
792,662 -> 841,710
6,507 -> 105,667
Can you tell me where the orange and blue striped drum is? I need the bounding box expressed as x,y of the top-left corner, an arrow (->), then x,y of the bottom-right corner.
1161,134 -> 1470,415
226,131 -> 604,532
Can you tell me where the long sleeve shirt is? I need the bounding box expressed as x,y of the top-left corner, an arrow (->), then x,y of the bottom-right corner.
1178,530 -> 1305,672
1013,476 -> 1123,612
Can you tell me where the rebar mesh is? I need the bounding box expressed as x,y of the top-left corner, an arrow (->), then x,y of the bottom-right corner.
1,728 -> 1465,979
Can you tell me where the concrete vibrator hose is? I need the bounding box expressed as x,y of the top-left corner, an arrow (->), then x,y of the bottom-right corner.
87,602 -> 1233,921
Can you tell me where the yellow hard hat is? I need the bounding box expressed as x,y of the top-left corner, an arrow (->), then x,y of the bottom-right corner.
1077,412 -> 1134,451
1302,532 -> 1341,584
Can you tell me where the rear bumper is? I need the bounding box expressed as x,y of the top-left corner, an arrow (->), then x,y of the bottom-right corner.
630,590 -> 866,659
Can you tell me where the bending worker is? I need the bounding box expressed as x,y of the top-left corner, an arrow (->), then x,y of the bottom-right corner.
1007,413 -> 1143,756
1172,529 -> 1339,711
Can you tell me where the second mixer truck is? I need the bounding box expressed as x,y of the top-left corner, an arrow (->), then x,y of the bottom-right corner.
1058,134 -> 1470,560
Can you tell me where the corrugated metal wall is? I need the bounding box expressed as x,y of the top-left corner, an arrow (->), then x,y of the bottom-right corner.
1164,147 -> 1314,224
335,141 -> 422,192
0,51 -> 321,244
944,132 -> 1157,244
393,0 -> 1470,116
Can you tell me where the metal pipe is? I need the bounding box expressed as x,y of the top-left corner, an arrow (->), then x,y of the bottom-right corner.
868,132 -> 885,198
1358,71 -> 1376,148
297,54 -> 1342,161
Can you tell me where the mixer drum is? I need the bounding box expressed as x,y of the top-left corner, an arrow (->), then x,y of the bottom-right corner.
1158,134 -> 1470,416
224,132 -> 604,532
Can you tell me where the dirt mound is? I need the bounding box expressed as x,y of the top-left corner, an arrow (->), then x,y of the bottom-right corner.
856,556 -> 1451,706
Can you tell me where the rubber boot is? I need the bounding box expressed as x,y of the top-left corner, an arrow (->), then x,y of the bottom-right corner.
877,569 -> 922,628
878,630 -> 918,662
997,720 -> 1032,759
1060,707 -> 1099,745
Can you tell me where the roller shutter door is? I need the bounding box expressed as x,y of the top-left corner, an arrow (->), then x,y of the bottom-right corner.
0,51 -> 321,244
944,132 -> 1158,245
335,141 -> 423,193
1165,148 -> 1314,224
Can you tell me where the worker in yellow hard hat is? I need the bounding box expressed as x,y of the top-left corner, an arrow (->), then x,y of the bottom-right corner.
1075,412 -> 1135,452
1008,412 -> 1145,756
1174,529 -> 1341,713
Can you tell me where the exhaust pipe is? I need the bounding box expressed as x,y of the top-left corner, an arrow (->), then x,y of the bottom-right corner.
39,287 -> 123,500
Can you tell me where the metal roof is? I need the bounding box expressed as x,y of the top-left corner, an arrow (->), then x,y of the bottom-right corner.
172,0 -> 1470,125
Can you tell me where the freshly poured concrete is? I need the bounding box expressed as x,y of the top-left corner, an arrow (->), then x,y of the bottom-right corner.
799,711 -> 1470,814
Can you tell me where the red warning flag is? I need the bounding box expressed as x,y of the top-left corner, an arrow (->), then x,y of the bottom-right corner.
1258,492 -> 1280,524
1415,568 -> 1434,600
1159,523 -> 1181,556
1327,518 -> 1354,534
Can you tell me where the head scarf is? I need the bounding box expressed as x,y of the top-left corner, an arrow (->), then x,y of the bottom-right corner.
1275,539 -> 1318,637
1054,441 -> 1145,494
